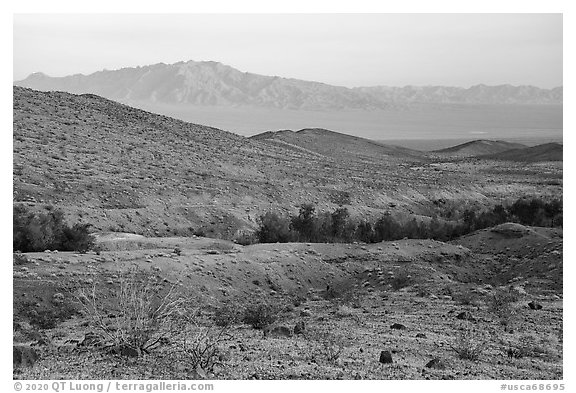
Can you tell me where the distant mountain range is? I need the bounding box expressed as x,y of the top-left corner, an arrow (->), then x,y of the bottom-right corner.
15,60 -> 563,111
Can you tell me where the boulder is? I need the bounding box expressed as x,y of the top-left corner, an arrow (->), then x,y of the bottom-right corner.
379,350 -> 393,364
294,321 -> 305,335
528,301 -> 543,310
425,357 -> 446,370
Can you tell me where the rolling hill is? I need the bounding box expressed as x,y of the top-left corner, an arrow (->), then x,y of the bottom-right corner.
434,140 -> 528,157
480,143 -> 563,162
250,128 -> 424,162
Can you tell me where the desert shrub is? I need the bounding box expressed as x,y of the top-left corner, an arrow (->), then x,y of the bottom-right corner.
180,325 -> 231,373
256,212 -> 293,243
450,325 -> 484,361
324,278 -> 361,307
390,272 -> 412,291
13,204 -> 95,252
489,289 -> 519,326
76,271 -> 187,356
307,327 -> 348,364
502,334 -> 556,360
242,299 -> 281,330
18,300 -> 78,330
454,291 -> 480,306
233,231 -> 259,246
213,303 -> 243,327
60,223 -> 95,253
13,253 -> 30,265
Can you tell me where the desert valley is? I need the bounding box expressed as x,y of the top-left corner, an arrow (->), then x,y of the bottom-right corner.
12,71 -> 563,380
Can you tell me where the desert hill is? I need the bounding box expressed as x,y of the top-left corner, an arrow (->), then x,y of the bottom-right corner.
434,140 -> 527,157
479,143 -> 563,162
15,60 -> 562,109
13,87 -> 562,239
250,128 -> 424,162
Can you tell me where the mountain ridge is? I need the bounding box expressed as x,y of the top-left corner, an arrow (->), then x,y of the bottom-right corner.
15,60 -> 563,110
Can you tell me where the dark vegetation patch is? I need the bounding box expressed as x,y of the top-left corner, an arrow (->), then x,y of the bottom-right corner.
13,204 -> 95,252
254,197 -> 562,244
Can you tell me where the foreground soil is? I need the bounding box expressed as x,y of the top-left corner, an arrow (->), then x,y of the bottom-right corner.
13,226 -> 563,380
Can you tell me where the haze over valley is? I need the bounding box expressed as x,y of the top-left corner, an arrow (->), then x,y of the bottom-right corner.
15,60 -> 562,144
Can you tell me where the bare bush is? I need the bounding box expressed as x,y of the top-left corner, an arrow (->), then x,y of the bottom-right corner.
502,334 -> 557,360
180,325 -> 232,373
489,289 -> 519,327
307,327 -> 348,364
450,325 -> 484,361
242,299 -> 281,330
75,270 -> 188,356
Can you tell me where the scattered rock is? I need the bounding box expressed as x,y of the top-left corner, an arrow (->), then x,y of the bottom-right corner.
379,350 -> 393,364
390,323 -> 407,330
528,301 -> 543,310
416,333 -> 427,339
52,292 -> 65,304
456,311 -> 475,321
13,345 -> 38,368
511,286 -> 527,296
294,321 -> 305,335
300,310 -> 312,317
109,344 -> 140,357
425,357 -> 446,370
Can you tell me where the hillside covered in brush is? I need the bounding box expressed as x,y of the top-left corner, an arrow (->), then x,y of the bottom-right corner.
13,87 -> 561,239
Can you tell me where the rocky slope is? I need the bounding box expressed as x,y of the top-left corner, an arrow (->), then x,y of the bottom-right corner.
13,87 -> 562,239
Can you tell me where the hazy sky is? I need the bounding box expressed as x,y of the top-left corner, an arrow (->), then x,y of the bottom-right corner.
13,13 -> 562,88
